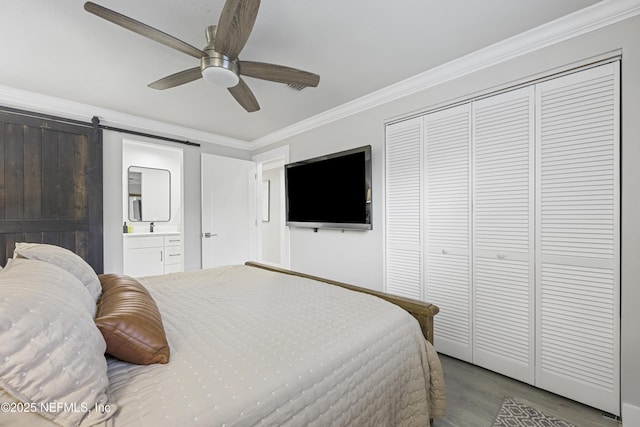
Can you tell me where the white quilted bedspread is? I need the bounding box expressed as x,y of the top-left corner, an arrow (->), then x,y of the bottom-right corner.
100,265 -> 444,427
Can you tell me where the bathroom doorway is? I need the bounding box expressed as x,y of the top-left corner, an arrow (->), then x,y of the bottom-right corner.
253,146 -> 290,268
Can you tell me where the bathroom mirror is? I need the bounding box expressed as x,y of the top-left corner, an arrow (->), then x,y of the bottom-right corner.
128,166 -> 171,222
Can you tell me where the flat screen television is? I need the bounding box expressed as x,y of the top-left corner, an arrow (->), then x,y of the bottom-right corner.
285,145 -> 372,230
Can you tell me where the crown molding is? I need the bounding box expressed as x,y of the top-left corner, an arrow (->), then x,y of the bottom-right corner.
250,0 -> 640,149
0,85 -> 252,150
3,1 -> 638,152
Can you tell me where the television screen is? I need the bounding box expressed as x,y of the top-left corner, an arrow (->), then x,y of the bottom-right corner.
285,145 -> 372,230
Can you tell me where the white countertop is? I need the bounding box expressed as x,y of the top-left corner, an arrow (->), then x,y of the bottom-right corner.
123,231 -> 181,237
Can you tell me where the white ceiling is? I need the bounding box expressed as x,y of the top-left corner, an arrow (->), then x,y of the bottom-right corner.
1,0 -> 604,144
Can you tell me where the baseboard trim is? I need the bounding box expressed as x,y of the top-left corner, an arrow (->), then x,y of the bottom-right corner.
622,403 -> 640,426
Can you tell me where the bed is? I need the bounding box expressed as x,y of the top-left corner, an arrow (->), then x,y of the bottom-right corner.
0,243 -> 445,426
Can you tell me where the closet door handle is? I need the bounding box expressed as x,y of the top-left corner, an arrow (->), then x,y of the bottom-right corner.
497,253 -> 506,260
442,249 -> 449,255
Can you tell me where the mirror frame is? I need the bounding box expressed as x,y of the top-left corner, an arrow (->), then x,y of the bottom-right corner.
128,166 -> 171,222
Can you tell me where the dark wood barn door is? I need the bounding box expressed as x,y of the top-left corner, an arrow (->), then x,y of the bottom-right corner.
0,111 -> 103,272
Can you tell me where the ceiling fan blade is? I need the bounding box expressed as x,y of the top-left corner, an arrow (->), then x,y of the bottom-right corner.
84,2 -> 205,59
214,0 -> 260,60
148,67 -> 202,90
228,78 -> 260,112
239,61 -> 320,88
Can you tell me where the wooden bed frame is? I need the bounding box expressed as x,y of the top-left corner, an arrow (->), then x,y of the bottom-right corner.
245,261 -> 439,344
0,108 -> 439,346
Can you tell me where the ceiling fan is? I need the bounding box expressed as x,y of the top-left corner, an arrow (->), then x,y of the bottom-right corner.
84,0 -> 320,112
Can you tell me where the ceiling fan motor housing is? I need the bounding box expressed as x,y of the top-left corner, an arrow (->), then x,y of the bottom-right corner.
201,25 -> 239,87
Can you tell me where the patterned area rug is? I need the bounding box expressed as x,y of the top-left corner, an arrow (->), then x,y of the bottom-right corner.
492,398 -> 577,427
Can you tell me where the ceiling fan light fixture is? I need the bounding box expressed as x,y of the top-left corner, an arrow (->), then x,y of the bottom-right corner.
202,66 -> 239,88
201,54 -> 239,88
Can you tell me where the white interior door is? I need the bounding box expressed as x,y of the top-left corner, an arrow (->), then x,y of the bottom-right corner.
472,86 -> 535,384
384,117 -> 423,300
201,154 -> 256,269
423,104 -> 473,362
535,62 -> 620,415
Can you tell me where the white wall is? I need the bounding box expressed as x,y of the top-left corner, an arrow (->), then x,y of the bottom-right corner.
253,15 -> 640,423
286,130 -> 383,289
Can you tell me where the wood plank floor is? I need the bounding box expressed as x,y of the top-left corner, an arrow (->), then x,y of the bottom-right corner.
433,354 -> 620,427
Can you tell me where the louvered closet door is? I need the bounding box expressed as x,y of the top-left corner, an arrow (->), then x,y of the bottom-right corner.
536,63 -> 620,415
472,87 -> 535,383
385,117 -> 423,299
424,104 -> 472,361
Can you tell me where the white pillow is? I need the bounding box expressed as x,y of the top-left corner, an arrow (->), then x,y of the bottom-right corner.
0,259 -> 116,427
6,258 -> 97,317
14,242 -> 101,303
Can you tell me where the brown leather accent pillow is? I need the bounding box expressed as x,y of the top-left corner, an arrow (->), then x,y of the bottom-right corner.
95,274 -> 170,364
